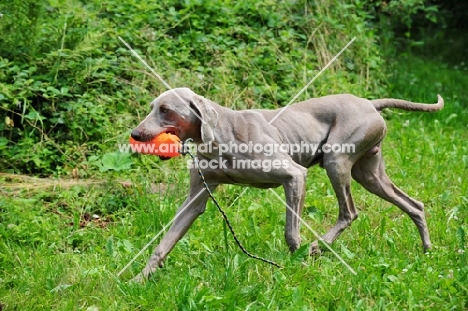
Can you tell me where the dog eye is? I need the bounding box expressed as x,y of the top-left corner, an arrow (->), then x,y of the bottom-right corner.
160,107 -> 169,113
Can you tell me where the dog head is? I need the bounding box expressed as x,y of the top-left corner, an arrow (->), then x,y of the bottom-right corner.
131,88 -> 218,147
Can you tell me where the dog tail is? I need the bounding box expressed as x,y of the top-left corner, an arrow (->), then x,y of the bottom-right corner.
372,94 -> 444,112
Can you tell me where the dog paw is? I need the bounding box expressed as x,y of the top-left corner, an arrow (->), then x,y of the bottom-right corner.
129,273 -> 146,283
130,263 -> 162,283
309,241 -> 322,255
423,243 -> 432,254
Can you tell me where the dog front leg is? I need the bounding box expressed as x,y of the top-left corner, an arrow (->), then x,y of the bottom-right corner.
132,182 -> 214,282
282,165 -> 308,253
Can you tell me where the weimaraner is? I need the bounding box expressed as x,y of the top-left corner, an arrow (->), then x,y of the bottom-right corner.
130,87 -> 444,281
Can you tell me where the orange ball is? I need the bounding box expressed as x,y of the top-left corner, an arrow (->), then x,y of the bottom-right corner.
129,133 -> 181,157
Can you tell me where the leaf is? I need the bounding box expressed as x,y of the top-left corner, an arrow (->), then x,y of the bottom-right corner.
0,137 -> 8,151
100,152 -> 133,172
60,86 -> 69,94
50,284 -> 72,293
121,239 -> 134,253
106,236 -> 114,256
23,111 -> 45,121
200,243 -> 212,252
340,244 -> 356,259
386,275 -> 399,282
291,244 -> 310,263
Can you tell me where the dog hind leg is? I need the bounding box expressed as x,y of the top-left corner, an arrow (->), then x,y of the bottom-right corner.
310,156 -> 358,254
351,148 -> 431,251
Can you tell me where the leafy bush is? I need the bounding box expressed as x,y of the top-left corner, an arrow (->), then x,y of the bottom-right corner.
0,0 -> 384,176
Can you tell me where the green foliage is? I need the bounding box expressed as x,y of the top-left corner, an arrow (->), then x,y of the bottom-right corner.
367,0 -> 441,60
0,0 -> 46,58
96,152 -> 133,172
1,0 -> 384,176
363,0 -> 440,30
0,0 -> 153,175
381,0 -> 439,27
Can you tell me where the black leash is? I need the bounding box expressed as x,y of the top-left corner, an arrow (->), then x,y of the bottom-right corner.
180,139 -> 282,269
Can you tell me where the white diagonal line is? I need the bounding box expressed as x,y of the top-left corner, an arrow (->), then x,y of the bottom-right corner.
268,37 -> 356,125
117,188 -> 206,277
268,188 -> 357,275
118,36 -> 206,124
229,188 -> 249,209
230,187 -> 249,220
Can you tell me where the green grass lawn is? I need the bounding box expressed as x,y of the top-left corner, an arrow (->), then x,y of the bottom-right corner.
1,54 -> 467,310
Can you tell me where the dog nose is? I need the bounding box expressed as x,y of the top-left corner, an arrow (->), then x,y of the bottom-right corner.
131,128 -> 143,141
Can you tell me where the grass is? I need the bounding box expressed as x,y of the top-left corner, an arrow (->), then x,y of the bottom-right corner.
1,45 -> 468,311
1,118 -> 467,310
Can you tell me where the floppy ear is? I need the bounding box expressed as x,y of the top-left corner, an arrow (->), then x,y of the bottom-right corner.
189,95 -> 218,143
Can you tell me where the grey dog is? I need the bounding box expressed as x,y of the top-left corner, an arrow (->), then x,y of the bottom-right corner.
130,88 -> 444,281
